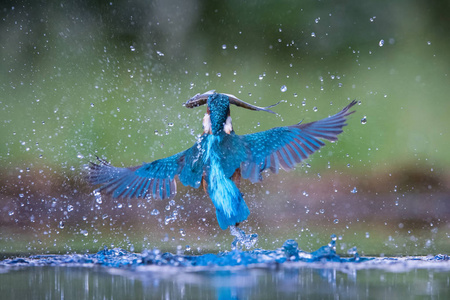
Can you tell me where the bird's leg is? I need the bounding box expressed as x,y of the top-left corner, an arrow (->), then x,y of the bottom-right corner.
231,168 -> 241,188
230,225 -> 258,251
201,176 -> 208,194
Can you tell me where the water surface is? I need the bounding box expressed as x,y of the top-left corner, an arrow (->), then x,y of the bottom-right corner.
1,238 -> 448,299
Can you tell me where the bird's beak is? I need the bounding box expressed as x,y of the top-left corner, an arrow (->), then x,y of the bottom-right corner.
184,90 -> 280,114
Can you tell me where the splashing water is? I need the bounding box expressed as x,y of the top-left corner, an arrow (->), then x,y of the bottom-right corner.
1,235 -> 375,269
1,236 -> 448,300
229,226 -> 258,250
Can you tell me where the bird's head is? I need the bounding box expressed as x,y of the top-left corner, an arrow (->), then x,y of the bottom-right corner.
207,93 -> 231,135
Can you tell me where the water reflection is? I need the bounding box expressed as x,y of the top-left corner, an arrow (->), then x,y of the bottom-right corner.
1,237 -> 449,299
0,264 -> 449,299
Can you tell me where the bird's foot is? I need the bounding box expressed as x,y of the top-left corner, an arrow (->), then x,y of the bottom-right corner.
230,226 -> 258,250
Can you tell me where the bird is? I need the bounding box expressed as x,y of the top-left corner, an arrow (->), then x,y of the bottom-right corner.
88,91 -> 357,230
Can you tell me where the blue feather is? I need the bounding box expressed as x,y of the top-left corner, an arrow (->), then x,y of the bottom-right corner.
88,96 -> 356,230
203,135 -> 250,230
240,100 -> 357,179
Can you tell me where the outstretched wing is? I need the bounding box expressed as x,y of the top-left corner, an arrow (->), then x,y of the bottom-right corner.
240,100 -> 357,183
88,136 -> 207,200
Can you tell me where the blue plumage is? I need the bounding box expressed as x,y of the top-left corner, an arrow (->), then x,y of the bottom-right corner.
88,92 -> 356,230
202,134 -> 249,229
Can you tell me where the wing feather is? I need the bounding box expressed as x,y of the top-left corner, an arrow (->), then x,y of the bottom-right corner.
88,135 -> 207,200
240,100 -> 357,182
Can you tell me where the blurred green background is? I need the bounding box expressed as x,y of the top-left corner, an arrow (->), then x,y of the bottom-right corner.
1,0 -> 449,257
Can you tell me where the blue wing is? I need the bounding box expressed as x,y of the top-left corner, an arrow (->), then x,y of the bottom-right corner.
240,100 -> 357,183
88,136 -> 208,200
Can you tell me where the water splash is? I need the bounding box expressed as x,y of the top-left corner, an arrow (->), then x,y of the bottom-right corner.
1,243 -> 448,300
229,226 -> 258,250
0,235 -> 379,269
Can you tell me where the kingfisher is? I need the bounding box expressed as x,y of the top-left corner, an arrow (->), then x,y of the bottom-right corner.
88,91 -> 356,230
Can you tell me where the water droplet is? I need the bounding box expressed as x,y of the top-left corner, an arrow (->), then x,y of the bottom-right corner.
90,103 -> 94,107
8,211 -> 14,216
347,246 -> 358,255
333,219 -> 339,224
280,85 -> 287,92
168,122 -> 174,127
94,190 -> 102,204
67,205 -> 74,212
77,153 -> 84,159
311,32 -> 316,37
59,221 -> 64,229
351,187 -> 358,194
379,39 -> 384,47
222,44 -> 227,50
427,41 -> 431,45
185,245 -> 191,251
179,229 -> 186,237
313,106 -> 318,112
365,232 -> 370,238
164,216 -> 174,225
150,209 -> 160,215
258,75 -> 263,80
116,203 -> 123,209
361,116 -> 367,124
130,45 -> 135,52
156,50 -> 164,56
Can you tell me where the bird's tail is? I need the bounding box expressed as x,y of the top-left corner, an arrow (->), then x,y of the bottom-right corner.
208,176 -> 250,230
